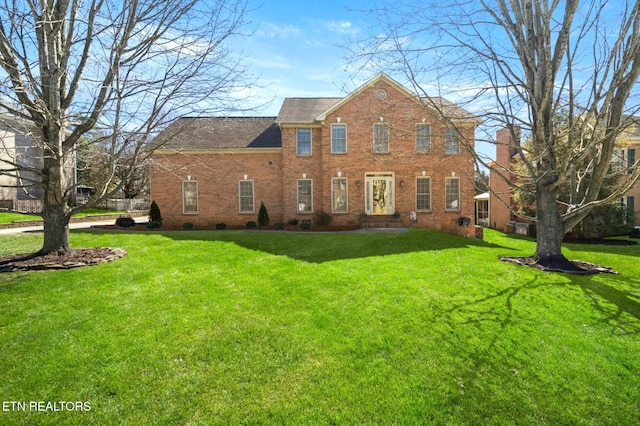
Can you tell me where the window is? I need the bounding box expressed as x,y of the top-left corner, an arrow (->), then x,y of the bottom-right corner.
238,180 -> 254,213
297,179 -> 313,213
296,128 -> 312,156
182,180 -> 198,214
373,123 -> 390,153
445,177 -> 460,211
416,124 -> 431,153
445,128 -> 460,154
332,178 -> 348,213
331,124 -> 347,153
416,177 -> 431,211
612,147 -> 636,174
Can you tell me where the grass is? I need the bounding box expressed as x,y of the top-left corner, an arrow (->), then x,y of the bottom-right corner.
0,228 -> 639,425
0,209 -> 125,224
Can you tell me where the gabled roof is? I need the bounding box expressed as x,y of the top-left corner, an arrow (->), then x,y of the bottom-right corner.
276,98 -> 342,123
275,72 -> 479,125
153,116 -> 281,151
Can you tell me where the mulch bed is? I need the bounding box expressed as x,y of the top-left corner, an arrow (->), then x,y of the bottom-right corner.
500,256 -> 618,275
0,247 -> 127,272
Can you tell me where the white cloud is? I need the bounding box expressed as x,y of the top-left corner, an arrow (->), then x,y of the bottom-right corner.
325,20 -> 360,35
256,23 -> 301,39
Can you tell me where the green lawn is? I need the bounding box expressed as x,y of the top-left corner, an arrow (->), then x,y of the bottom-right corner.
1,228 -> 639,425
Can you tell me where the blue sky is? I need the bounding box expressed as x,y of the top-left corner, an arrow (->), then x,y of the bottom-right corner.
234,1 -> 381,115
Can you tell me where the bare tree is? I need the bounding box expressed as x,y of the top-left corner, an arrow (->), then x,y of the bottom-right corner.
0,0 -> 254,254
352,0 -> 640,271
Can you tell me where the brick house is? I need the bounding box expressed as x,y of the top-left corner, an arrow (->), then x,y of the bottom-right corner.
150,73 -> 480,234
489,124 -> 640,233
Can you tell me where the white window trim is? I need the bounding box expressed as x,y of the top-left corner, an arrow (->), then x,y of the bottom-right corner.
182,180 -> 198,215
445,177 -> 460,211
297,178 -> 313,213
296,128 -> 312,156
331,123 -> 348,154
445,128 -> 460,155
415,176 -> 432,212
238,180 -> 255,214
416,123 -> 431,153
331,177 -> 349,213
373,123 -> 390,153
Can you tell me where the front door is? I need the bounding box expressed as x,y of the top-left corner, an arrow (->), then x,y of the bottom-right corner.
365,173 -> 394,215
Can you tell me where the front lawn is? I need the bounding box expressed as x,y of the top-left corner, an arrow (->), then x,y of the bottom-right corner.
1,228 -> 639,425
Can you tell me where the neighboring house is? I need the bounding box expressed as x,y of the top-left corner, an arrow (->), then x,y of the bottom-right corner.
489,125 -> 640,233
0,107 -> 76,212
150,73 -> 480,234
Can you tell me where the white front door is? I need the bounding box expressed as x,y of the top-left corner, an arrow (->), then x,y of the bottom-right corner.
365,173 -> 394,215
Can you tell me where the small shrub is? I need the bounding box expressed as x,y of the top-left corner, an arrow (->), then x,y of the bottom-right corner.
630,227 -> 640,239
246,221 -> 257,229
147,220 -> 162,229
182,222 -> 194,229
115,216 -> 136,228
148,201 -> 163,224
258,202 -> 270,227
273,222 -> 285,230
215,223 -> 227,230
314,210 -> 332,227
299,220 -> 311,230
287,218 -> 299,226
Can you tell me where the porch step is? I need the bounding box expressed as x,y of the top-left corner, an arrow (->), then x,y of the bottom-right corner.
359,215 -> 406,229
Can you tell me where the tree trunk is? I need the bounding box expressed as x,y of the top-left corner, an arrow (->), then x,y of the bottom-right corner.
39,149 -> 73,255
535,187 -> 585,272
40,203 -> 72,255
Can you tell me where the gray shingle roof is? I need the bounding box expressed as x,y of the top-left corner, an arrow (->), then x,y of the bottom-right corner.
276,98 -> 342,123
153,116 -> 280,151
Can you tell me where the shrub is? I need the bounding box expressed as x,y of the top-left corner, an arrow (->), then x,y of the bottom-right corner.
287,218 -> 299,226
115,216 -> 136,228
147,221 -> 162,229
148,201 -> 163,224
215,223 -> 227,230
258,202 -> 270,227
299,220 -> 311,230
182,222 -> 194,229
314,210 -> 332,227
246,221 -> 257,229
273,222 -> 285,230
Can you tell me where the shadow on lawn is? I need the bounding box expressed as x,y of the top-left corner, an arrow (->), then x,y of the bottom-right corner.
143,228 -> 514,263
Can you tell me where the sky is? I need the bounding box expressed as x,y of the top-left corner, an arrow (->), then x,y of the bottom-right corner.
232,1 -> 385,116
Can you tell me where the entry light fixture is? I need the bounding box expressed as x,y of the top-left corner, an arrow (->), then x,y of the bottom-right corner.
302,173 -> 307,179
187,175 -> 192,181
422,170 -> 426,176
399,180 -> 405,188
337,169 -> 342,177
243,174 -> 248,180
337,117 -> 341,123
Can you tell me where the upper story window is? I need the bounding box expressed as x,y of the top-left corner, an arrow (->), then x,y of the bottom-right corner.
297,128 -> 312,156
445,128 -> 460,154
416,124 -> 431,153
182,180 -> 198,214
331,124 -> 347,153
613,147 -> 636,174
238,180 -> 254,213
373,123 -> 390,153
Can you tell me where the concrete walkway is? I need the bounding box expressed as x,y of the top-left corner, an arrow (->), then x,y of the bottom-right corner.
0,216 -> 148,235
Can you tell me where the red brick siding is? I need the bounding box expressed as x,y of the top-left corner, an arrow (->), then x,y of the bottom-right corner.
150,150 -> 283,228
